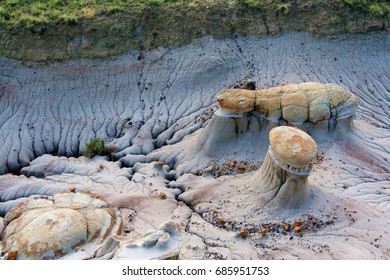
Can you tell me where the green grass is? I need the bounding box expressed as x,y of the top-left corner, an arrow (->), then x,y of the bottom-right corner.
83,137 -> 107,158
343,0 -> 390,16
0,0 -> 389,29
0,0 -> 178,28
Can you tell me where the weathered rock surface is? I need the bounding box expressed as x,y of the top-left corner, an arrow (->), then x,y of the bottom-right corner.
93,220 -> 182,260
269,126 -> 317,169
217,89 -> 256,114
217,82 -> 359,124
1,192 -> 122,259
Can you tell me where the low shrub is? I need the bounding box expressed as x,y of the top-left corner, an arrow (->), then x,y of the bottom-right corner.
83,137 -> 106,158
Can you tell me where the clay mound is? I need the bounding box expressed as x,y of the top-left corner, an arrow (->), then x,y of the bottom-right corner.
1,192 -> 122,260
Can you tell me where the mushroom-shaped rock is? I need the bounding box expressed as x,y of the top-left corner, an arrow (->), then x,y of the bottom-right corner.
1,192 -> 122,259
269,126 -> 317,172
257,126 -> 317,208
93,220 -> 182,260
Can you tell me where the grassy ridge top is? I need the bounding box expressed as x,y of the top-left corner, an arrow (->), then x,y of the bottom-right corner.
1,0 -> 389,61
1,0 -> 389,29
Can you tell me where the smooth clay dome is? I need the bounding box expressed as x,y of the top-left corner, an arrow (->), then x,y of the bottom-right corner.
269,126 -> 317,172
1,192 -> 122,260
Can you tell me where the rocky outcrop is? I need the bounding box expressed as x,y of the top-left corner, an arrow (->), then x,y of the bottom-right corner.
217,82 -> 359,125
1,192 -> 122,260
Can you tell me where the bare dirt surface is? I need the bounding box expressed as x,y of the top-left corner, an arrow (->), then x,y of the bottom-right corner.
0,32 -> 389,259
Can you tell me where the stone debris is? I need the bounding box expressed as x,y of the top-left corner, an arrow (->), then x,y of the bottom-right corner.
239,229 -> 248,239
294,226 -> 303,233
159,192 -> 167,199
259,228 -> 268,236
6,250 -> 17,260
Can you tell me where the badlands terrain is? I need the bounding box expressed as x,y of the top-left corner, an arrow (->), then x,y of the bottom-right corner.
0,32 -> 389,259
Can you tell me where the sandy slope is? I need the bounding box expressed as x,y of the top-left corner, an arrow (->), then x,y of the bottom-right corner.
0,32 -> 389,259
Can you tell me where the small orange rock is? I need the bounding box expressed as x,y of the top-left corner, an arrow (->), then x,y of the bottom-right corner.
216,217 -> 225,223
7,251 -> 17,260
159,192 -> 167,199
239,229 -> 248,238
237,164 -> 246,170
283,223 -> 290,231
259,228 -> 267,236
68,186 -> 76,193
229,160 -> 236,167
294,225 -> 302,232
294,220 -> 302,227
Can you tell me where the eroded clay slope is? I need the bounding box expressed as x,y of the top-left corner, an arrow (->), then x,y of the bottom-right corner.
1,33 -> 389,174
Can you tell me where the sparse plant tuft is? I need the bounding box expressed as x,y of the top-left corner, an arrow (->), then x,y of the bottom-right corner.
83,137 -> 106,158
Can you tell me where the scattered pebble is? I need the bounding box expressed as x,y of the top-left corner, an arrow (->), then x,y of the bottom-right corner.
239,229 -> 248,238
7,251 -> 17,260
159,192 -> 167,199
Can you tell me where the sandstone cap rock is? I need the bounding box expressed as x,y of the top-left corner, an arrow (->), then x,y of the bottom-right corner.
216,89 -> 255,114
269,126 -> 317,170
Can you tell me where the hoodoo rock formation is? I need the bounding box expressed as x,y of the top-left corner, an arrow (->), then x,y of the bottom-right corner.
257,126 -> 317,208
149,82 -> 358,176
217,82 -> 359,127
178,126 -> 318,215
